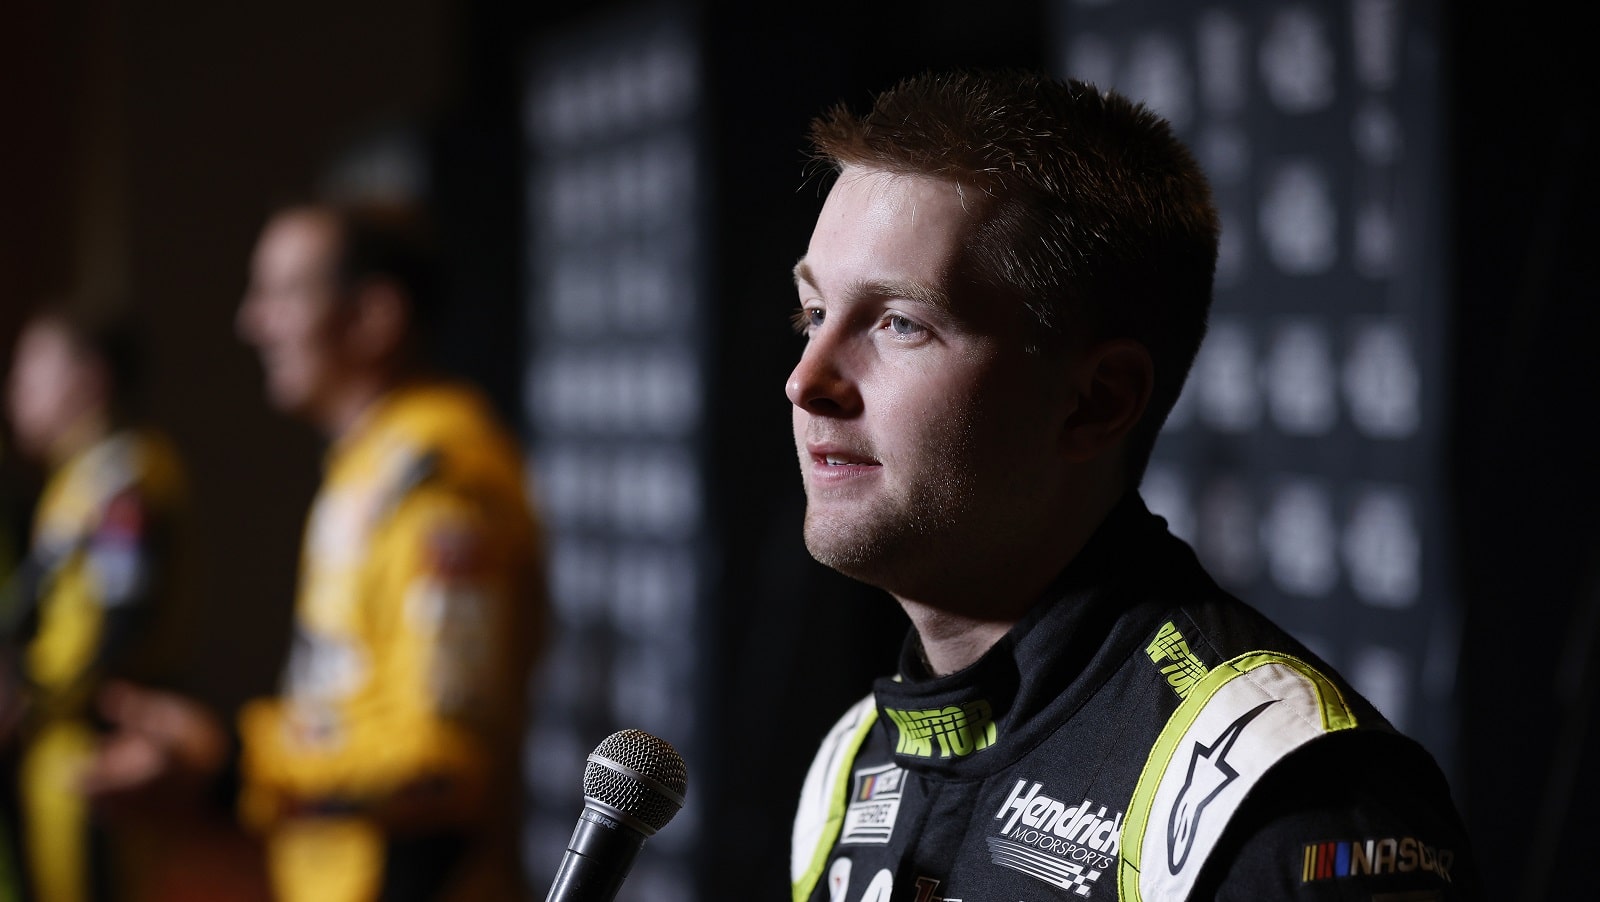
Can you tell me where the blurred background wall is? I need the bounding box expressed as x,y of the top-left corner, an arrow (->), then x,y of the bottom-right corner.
1,0 -> 1593,899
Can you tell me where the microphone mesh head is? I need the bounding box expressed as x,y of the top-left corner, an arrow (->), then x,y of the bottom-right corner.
583,729 -> 688,834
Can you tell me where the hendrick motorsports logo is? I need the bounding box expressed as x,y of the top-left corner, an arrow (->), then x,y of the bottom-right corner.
841,764 -> 905,845
988,779 -> 1124,897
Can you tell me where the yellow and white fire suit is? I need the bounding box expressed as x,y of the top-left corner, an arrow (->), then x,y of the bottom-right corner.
238,381 -> 546,902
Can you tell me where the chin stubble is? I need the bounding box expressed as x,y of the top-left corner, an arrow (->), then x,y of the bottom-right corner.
802,410 -> 979,584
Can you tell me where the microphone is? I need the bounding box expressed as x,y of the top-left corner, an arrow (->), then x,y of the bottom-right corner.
545,728 -> 689,902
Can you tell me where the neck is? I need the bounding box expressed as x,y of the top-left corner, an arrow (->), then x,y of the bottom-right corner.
47,409 -> 112,470
892,473 -> 1128,677
317,366 -> 416,440
900,604 -> 1017,677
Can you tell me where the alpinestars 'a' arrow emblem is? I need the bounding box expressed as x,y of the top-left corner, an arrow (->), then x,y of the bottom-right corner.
1167,699 -> 1276,873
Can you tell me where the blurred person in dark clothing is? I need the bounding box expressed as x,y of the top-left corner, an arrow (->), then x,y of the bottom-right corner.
84,200 -> 548,902
0,298 -> 194,902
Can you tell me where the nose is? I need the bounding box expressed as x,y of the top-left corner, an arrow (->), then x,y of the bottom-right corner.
786,331 -> 860,417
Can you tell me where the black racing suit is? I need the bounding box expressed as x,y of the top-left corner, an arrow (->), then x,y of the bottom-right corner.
791,493 -> 1479,901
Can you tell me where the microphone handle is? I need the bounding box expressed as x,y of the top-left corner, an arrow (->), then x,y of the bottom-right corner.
545,806 -> 647,902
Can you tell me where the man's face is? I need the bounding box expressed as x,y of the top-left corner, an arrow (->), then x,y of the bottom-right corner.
5,318 -> 102,462
236,209 -> 355,422
788,168 -> 1075,600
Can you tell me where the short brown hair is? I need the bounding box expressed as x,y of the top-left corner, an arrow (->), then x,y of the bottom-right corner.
26,293 -> 144,419
808,68 -> 1219,484
265,196 -> 443,336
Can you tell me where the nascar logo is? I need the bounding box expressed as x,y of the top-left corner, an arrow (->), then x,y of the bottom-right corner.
1302,836 -> 1455,884
841,764 -> 905,845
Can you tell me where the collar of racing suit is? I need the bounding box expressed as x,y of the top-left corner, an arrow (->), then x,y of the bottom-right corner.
869,489 -> 1196,780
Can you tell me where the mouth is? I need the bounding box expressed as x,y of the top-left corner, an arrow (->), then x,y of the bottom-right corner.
806,442 -> 881,472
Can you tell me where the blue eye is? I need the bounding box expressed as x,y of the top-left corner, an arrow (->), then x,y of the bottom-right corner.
791,306 -> 824,334
888,314 -> 922,336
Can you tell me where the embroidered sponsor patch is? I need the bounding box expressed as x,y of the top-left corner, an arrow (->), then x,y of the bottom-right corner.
883,700 -> 996,759
911,876 -> 961,901
284,631 -> 369,704
840,764 -> 904,845
408,581 -> 495,715
90,489 -> 151,606
1146,621 -> 1208,699
1301,837 -> 1456,885
98,489 -> 148,540
422,520 -> 487,580
985,838 -> 1104,898
989,779 -> 1122,897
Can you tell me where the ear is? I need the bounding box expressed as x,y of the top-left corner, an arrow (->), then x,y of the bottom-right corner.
1060,338 -> 1154,464
346,278 -> 412,362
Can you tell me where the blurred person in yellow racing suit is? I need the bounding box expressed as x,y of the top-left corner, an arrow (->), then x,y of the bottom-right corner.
1,299 -> 194,902
83,199 -> 548,902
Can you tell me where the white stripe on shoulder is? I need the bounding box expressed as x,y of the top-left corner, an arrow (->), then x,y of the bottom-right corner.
1119,652 -> 1359,902
791,694 -> 878,901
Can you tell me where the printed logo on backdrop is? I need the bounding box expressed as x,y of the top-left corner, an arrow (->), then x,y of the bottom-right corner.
987,779 -> 1124,897
840,764 -> 905,845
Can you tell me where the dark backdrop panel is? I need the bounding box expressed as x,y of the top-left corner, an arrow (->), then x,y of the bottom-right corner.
1052,0 -> 1460,775
515,3 -> 1045,899
1449,2 -> 1599,899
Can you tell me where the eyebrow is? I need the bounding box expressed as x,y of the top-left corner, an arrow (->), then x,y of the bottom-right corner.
792,260 -> 953,313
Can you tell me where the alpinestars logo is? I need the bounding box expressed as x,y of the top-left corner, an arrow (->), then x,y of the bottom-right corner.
1167,699 -> 1275,873
987,780 -> 1124,897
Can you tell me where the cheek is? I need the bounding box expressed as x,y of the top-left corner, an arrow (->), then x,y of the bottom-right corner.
258,295 -> 332,346
277,308 -> 320,348
878,374 -> 985,462
942,367 -> 1055,461
11,358 -> 68,417
10,376 -> 73,441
